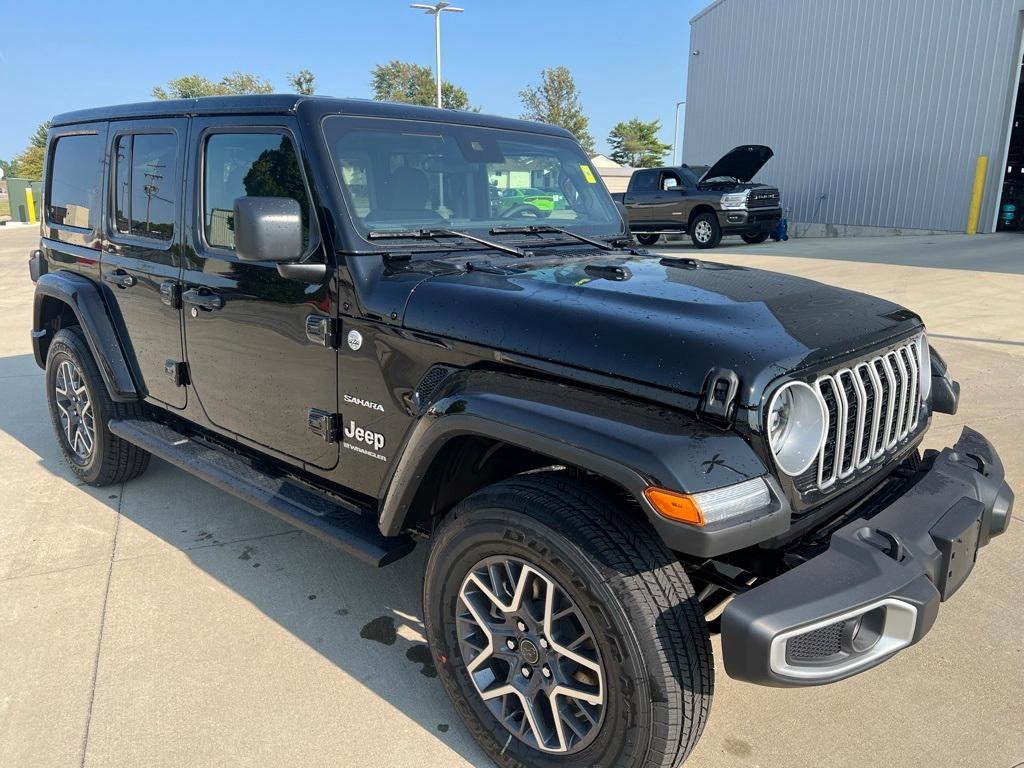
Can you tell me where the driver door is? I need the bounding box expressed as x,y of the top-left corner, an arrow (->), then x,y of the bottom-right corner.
181,116 -> 338,470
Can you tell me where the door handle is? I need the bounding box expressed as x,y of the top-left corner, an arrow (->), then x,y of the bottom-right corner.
103,270 -> 136,289
182,288 -> 223,311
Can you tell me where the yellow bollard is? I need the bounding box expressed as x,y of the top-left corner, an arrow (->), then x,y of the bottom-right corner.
966,155 -> 987,235
25,186 -> 37,224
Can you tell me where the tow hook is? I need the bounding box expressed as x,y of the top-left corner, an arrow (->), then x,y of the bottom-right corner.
856,526 -> 906,562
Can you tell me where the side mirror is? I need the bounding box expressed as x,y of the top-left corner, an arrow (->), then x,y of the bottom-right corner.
233,197 -> 303,263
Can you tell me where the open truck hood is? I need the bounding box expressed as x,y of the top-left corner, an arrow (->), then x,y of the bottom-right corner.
402,253 -> 922,407
699,145 -> 773,184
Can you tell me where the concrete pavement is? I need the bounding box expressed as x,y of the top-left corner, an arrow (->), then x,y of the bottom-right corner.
1,226 -> 1021,767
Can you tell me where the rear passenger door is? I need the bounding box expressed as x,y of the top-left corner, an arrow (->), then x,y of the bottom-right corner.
624,169 -> 659,225
101,119 -> 187,408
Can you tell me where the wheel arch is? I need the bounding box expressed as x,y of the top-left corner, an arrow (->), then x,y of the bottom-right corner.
33,271 -> 140,402
377,369 -> 782,555
687,204 -> 718,229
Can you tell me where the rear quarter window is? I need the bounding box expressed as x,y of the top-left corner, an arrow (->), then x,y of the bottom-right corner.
47,133 -> 103,230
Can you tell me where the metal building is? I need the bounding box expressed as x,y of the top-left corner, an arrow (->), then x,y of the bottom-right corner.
683,0 -> 1024,235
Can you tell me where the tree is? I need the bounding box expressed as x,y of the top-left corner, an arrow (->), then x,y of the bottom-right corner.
607,118 -> 672,168
8,120 -> 51,180
370,60 -> 472,110
519,67 -> 594,154
152,71 -> 273,100
288,69 -> 316,96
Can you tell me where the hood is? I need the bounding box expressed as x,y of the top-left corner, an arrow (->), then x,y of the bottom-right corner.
699,145 -> 773,184
402,253 -> 922,407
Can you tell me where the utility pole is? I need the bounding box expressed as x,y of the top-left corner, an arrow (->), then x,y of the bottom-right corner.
142,161 -> 165,235
409,1 -> 464,108
672,101 -> 686,166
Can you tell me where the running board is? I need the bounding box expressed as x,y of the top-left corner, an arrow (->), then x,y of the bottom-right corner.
108,418 -> 414,567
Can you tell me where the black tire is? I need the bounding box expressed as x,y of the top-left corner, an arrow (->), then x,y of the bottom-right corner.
424,472 -> 713,768
45,326 -> 150,486
635,233 -> 660,246
741,231 -> 770,245
689,213 -> 721,249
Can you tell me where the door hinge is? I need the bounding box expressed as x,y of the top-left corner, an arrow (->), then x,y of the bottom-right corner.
305,315 -> 338,348
160,281 -> 182,309
165,360 -> 190,387
308,408 -> 340,442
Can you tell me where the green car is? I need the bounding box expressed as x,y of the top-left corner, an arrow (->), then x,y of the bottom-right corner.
496,187 -> 557,216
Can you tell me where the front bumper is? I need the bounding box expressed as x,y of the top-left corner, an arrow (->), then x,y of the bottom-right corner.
722,426 -> 1013,687
718,207 -> 782,233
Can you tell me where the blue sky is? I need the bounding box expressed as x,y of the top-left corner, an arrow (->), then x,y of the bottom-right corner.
0,0 -> 705,162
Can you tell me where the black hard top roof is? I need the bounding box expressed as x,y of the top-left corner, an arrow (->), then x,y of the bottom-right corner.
51,94 -> 574,139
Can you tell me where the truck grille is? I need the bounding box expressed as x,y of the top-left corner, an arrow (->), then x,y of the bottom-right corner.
747,188 -> 780,209
812,338 -> 923,492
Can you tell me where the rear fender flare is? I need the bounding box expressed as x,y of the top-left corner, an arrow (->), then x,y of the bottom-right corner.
33,271 -> 139,402
378,370 -> 783,555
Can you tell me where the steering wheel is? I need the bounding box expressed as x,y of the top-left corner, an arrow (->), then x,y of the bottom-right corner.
499,203 -> 548,219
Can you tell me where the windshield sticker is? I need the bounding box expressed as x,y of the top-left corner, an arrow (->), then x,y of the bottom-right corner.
580,165 -> 597,184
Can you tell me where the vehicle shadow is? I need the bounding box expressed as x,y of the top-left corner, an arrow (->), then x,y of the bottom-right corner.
0,352 -> 490,766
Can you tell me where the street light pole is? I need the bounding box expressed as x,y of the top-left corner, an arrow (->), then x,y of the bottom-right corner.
410,1 -> 464,108
672,100 -> 686,166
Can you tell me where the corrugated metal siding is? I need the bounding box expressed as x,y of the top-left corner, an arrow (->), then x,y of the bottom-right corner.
684,0 -> 1024,233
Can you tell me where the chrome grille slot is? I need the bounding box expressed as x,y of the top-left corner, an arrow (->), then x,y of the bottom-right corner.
816,377 -> 842,489
809,338 -> 924,494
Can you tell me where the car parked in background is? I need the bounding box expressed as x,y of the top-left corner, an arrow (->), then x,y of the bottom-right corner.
613,145 -> 782,248
497,186 -> 556,217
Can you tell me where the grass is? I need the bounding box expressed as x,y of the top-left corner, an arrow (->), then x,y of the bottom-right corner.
0,197 -> 9,219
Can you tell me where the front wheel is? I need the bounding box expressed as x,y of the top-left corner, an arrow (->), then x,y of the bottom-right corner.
741,231 -> 770,244
635,233 -> 660,246
689,213 -> 722,249
424,472 -> 713,768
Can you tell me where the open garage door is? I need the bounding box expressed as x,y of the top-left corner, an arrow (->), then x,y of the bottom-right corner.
997,33 -> 1024,231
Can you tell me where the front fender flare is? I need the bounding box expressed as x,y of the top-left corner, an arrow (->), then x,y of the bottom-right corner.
33,271 -> 139,402
378,371 -> 788,556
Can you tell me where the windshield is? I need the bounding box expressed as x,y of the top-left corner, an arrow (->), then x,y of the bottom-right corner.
322,116 -> 621,240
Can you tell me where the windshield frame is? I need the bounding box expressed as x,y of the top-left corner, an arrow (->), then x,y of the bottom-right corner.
320,114 -> 625,252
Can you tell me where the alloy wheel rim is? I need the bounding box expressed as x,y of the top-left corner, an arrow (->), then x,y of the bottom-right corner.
456,556 -> 605,754
54,360 -> 95,461
695,220 -> 712,242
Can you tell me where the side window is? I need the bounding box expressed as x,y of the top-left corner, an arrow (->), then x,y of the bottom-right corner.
47,134 -> 103,230
631,170 -> 658,193
203,132 -> 310,251
112,133 -> 178,241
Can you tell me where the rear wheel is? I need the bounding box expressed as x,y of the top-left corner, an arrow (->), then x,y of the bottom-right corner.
635,233 -> 660,246
741,231 -> 770,244
45,327 -> 150,486
424,472 -> 713,768
689,213 -> 722,248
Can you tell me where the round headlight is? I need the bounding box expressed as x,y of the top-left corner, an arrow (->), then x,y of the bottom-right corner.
917,333 -> 932,403
767,381 -> 826,476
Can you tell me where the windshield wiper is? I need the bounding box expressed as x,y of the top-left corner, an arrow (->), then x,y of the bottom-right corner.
367,228 -> 530,258
489,224 -> 614,252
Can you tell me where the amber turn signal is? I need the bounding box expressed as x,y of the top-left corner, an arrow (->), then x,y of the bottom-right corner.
644,487 -> 705,526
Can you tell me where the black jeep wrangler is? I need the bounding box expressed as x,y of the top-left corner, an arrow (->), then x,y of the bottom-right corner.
29,96 -> 1013,768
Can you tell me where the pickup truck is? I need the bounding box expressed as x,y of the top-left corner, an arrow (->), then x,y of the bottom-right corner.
613,145 -> 782,248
